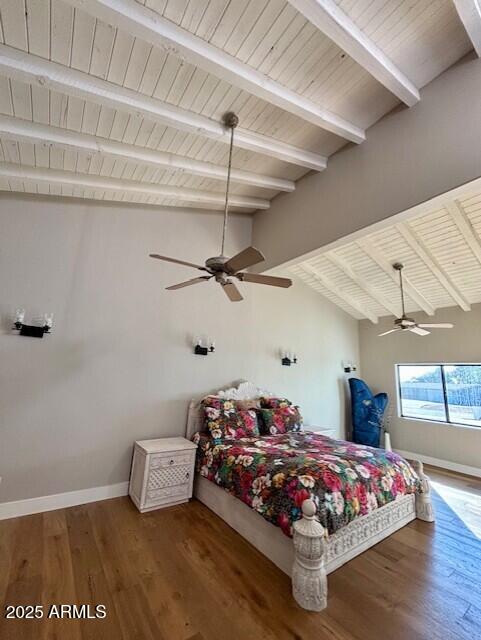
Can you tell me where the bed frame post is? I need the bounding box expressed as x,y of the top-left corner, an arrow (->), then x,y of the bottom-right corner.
411,460 -> 435,522
292,499 -> 328,611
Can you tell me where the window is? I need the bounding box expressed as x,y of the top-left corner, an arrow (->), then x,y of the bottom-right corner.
397,364 -> 481,428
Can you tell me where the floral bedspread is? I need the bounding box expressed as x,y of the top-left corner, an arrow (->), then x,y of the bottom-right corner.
194,431 -> 420,537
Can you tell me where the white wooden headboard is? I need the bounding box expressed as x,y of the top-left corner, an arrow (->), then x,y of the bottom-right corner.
185,380 -> 275,440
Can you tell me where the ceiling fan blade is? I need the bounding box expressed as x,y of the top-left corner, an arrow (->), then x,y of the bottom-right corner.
224,247 -> 265,274
166,276 -> 211,290
237,273 -> 292,288
222,281 -> 243,302
417,323 -> 454,329
150,254 -> 206,271
409,326 -> 430,336
378,329 -> 401,336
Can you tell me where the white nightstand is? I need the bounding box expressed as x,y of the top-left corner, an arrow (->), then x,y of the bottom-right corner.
306,426 -> 337,438
129,437 -> 197,513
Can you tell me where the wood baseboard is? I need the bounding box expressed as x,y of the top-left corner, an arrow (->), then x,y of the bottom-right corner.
396,449 -> 481,479
0,481 -> 129,520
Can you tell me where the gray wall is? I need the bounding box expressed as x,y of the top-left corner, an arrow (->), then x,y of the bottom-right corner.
253,54 -> 481,271
360,305 -> 481,469
0,194 -> 359,503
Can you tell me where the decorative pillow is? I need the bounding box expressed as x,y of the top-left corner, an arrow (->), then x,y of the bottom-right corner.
236,398 -> 261,411
259,406 -> 303,435
260,396 -> 292,409
201,396 -> 260,440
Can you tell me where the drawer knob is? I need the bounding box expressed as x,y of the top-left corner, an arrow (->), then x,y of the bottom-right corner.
185,472 -> 190,479
169,459 -> 174,465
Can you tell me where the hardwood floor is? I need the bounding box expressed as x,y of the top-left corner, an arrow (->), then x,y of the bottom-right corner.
0,466 -> 480,640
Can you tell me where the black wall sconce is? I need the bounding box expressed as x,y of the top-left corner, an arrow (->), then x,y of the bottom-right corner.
281,350 -> 298,366
343,361 -> 357,373
13,309 -> 53,338
194,337 -> 215,356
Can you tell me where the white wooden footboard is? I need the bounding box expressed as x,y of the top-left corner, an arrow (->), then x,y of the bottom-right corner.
292,461 -> 435,610
194,468 -> 434,612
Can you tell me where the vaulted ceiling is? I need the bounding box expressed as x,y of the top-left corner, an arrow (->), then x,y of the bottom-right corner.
0,0 -> 476,212
290,179 -> 481,321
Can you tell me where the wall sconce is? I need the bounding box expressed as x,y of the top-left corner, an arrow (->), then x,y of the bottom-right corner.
194,337 -> 215,356
281,350 -> 298,366
12,309 -> 53,338
343,361 -> 357,373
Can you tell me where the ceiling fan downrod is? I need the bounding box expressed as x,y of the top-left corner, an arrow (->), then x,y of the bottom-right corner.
393,262 -> 406,317
220,112 -> 239,257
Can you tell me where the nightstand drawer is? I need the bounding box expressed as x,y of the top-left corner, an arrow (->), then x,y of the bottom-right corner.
150,451 -> 194,469
146,484 -> 189,504
148,464 -> 191,489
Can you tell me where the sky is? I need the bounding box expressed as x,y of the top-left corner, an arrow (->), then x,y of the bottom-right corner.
398,365 -> 439,382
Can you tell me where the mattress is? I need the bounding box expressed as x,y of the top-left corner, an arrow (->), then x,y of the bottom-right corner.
193,431 -> 420,536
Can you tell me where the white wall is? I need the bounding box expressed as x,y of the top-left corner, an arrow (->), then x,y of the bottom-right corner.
359,305 -> 481,470
253,54 -> 481,271
0,194 -> 359,503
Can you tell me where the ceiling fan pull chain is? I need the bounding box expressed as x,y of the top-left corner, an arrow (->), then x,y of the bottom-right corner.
221,113 -> 237,256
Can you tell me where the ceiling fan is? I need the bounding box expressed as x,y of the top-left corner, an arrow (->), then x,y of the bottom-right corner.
379,263 -> 454,337
149,112 -> 292,302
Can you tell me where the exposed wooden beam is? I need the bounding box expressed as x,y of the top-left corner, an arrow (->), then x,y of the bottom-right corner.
453,0 -> 481,57
0,45 -> 327,171
287,0 -> 420,106
0,163 -> 269,210
357,237 -> 435,315
235,131 -> 326,170
325,252 -> 400,316
395,222 -> 471,312
0,116 -> 294,193
302,263 -> 378,323
65,0 -> 365,142
445,199 -> 481,265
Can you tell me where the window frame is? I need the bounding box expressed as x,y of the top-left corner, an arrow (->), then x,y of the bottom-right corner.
396,363 -> 481,430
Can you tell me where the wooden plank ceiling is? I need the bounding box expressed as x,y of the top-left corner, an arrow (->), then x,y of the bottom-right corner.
291,187 -> 481,322
0,0 -> 474,212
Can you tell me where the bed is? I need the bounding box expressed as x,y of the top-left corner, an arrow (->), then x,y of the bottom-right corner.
186,381 -> 434,611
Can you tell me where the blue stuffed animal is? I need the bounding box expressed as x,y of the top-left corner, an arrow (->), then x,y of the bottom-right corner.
348,378 -> 388,448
